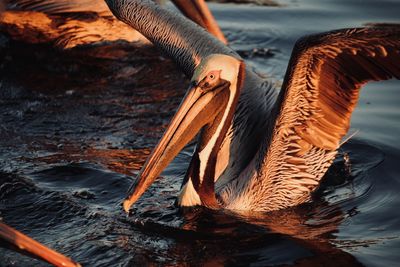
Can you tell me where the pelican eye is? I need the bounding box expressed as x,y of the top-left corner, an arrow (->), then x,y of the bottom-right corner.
199,70 -> 221,91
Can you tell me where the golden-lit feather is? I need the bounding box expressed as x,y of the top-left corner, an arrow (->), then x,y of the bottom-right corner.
101,0 -> 400,213
1,0 -> 226,49
1,0 -> 145,48
221,25 -> 400,212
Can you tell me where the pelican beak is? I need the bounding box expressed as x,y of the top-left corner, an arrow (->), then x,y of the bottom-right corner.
171,0 -> 227,44
0,222 -> 80,267
123,79 -> 230,212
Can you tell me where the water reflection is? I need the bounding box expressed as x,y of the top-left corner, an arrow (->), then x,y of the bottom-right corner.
0,136 -> 382,266
112,143 -> 379,266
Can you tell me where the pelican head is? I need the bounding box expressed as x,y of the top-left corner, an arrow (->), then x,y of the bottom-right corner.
123,54 -> 244,212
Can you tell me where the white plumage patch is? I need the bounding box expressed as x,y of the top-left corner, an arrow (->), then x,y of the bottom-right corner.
177,179 -> 201,206
195,54 -> 240,183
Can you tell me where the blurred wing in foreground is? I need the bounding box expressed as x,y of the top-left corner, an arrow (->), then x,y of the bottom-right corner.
0,222 -> 81,267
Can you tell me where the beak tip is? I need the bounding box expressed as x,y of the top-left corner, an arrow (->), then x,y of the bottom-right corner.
122,199 -> 132,213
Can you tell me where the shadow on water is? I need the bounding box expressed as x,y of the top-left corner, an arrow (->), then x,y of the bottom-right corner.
1,0 -> 400,266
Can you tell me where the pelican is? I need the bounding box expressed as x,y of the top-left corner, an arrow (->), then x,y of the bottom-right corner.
100,0 -> 400,213
0,0 -> 226,265
0,0 -> 227,48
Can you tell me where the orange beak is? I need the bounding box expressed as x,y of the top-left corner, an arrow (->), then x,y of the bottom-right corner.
123,79 -> 230,212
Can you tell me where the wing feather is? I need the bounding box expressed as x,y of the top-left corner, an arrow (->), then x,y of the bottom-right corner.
259,25 -> 400,209
7,0 -> 112,16
224,25 -> 400,212
2,0 -> 142,48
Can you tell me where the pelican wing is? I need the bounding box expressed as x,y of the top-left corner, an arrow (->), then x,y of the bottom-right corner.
224,25 -> 400,212
7,0 -> 112,16
3,0 -> 140,48
6,0 -> 223,49
273,24 -> 400,147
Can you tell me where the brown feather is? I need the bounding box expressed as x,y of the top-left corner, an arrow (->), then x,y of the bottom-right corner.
257,25 -> 400,211
1,0 -> 141,48
222,25 -> 400,212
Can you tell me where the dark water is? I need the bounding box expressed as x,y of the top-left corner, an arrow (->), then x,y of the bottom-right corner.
1,0 -> 400,266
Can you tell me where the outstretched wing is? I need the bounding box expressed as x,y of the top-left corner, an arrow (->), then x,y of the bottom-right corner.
224,25 -> 400,212
2,0 -> 140,48
6,0 -> 112,16
5,0 -> 229,61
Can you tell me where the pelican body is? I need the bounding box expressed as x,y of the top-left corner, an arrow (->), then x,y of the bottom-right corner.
103,0 -> 400,214
0,0 -> 227,265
